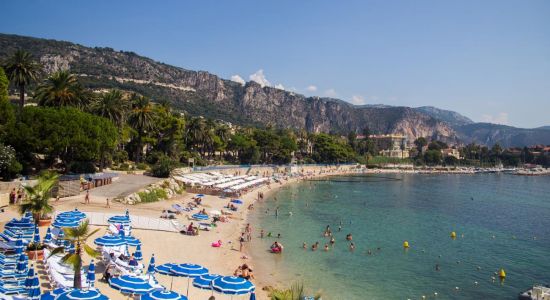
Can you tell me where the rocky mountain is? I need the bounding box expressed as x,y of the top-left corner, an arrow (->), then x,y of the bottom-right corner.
0,33 -> 459,144
455,123 -> 550,147
414,106 -> 474,127
1,33 -> 547,147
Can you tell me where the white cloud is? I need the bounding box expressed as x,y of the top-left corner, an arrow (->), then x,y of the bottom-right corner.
351,95 -> 366,105
230,75 -> 245,85
481,112 -> 509,125
306,85 -> 317,92
274,83 -> 285,90
324,88 -> 337,97
249,69 -> 271,87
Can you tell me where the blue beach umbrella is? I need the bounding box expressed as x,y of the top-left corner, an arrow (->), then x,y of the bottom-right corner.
26,264 -> 41,300
16,253 -> 28,274
87,260 -> 96,287
52,218 -> 80,228
108,215 -> 131,225
5,218 -> 34,230
212,276 -> 255,295
55,289 -> 109,300
191,213 -> 208,221
134,244 -> 143,261
231,199 -> 243,204
170,263 -> 209,296
155,263 -> 178,275
120,231 -> 141,247
57,209 -> 86,220
141,290 -> 188,300
94,235 -> 125,247
147,254 -> 156,275
15,234 -> 24,254
43,227 -> 52,244
33,226 -> 41,244
39,288 -> 71,300
109,274 -> 154,295
24,210 -> 34,222
193,274 -> 221,290
196,194 -> 205,197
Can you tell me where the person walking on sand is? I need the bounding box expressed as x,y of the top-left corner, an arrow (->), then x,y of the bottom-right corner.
239,233 -> 246,252
106,198 -> 110,208
245,224 -> 252,241
85,190 -> 90,204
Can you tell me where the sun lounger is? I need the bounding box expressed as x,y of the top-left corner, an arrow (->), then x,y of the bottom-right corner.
0,282 -> 26,295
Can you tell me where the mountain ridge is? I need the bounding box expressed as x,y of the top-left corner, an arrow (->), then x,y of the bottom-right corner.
0,33 -> 547,147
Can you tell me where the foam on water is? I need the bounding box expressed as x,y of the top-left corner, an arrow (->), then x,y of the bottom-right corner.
248,174 -> 550,300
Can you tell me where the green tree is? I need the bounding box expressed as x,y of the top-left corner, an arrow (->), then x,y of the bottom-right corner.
0,143 -> 22,181
18,171 -> 58,222
128,96 -> 156,162
424,149 -> 442,165
50,221 -> 100,289
414,137 -> 427,156
269,282 -> 321,300
0,67 -> 16,140
90,89 -> 128,127
3,50 -> 42,113
35,71 -> 88,108
6,107 -> 118,170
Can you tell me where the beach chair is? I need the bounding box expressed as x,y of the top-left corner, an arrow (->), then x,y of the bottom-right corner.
0,282 -> 26,295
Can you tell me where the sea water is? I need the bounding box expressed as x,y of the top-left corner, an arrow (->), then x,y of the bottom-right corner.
248,174 -> 550,300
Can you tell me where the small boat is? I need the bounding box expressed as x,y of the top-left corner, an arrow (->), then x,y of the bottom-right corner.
518,284 -> 550,300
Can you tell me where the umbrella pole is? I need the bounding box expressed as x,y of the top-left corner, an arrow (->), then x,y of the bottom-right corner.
186,277 -> 190,298
170,276 -> 174,290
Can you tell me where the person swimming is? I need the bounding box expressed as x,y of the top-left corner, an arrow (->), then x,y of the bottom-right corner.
346,233 -> 353,241
349,242 -> 355,251
330,237 -> 335,245
302,242 -> 307,249
324,244 -> 329,251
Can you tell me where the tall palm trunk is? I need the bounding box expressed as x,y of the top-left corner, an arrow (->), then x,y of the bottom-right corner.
74,242 -> 82,289
19,84 -> 25,114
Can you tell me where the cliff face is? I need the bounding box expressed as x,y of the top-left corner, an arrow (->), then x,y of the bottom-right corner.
0,33 -> 458,143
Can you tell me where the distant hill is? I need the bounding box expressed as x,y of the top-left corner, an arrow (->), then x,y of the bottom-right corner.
414,106 -> 474,127
455,123 -> 550,147
0,33 -> 547,147
536,126 -> 550,130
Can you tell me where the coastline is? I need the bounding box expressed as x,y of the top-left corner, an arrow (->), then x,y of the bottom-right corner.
1,166 -> 546,299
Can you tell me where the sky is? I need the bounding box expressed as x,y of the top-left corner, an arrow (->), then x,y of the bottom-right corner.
2,0 -> 549,128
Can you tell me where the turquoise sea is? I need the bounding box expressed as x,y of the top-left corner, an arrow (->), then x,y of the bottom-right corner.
248,174 -> 550,300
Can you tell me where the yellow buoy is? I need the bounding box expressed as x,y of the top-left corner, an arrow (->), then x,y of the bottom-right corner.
499,269 -> 506,279
403,241 -> 410,248
451,231 -> 457,239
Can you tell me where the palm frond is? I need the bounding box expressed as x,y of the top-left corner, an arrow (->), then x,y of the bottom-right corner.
48,246 -> 65,259
62,253 -> 81,270
83,244 -> 99,258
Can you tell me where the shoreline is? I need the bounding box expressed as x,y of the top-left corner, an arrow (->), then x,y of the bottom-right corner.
1,167 -> 546,299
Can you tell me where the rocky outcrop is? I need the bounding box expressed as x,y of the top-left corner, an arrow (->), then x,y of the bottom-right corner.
121,177 -> 183,205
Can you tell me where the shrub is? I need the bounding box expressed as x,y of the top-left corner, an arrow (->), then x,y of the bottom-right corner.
137,188 -> 168,203
69,161 -> 96,174
151,155 -> 177,178
0,143 -> 22,181
136,162 -> 148,170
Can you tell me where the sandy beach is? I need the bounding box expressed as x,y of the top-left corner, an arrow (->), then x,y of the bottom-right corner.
0,165 -> 362,300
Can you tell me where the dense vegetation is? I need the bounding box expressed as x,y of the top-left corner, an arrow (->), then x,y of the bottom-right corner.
0,50 -> 548,181
0,51 -> 372,180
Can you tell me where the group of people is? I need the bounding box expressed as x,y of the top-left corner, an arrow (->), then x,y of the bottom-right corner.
303,225 -> 355,252
8,187 -> 24,204
233,263 -> 255,280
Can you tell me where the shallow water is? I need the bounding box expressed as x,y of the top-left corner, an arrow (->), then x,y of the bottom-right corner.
248,174 -> 550,300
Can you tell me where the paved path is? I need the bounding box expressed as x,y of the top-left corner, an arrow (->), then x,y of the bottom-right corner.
87,174 -> 162,199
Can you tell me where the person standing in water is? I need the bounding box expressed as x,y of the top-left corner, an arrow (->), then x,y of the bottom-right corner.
85,190 -> 90,204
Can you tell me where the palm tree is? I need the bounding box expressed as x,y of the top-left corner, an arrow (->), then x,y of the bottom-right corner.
49,220 -> 100,289
128,95 -> 155,162
19,171 -> 59,223
91,89 -> 128,127
3,50 -> 42,113
185,117 -> 207,154
34,70 -> 88,108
